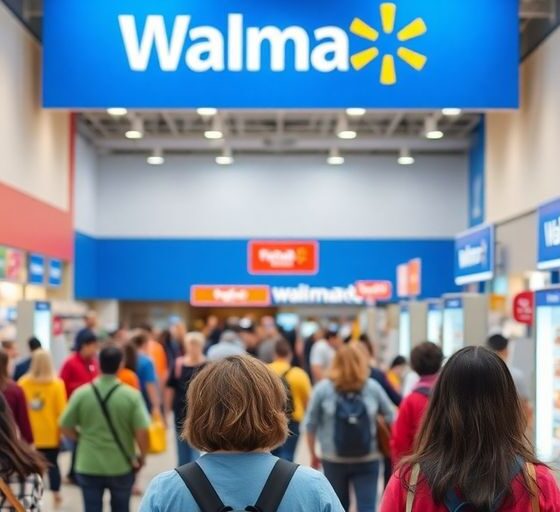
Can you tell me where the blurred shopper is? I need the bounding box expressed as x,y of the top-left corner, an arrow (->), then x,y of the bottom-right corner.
130,332 -> 162,416
0,393 -> 45,510
140,356 -> 343,512
1,340 -> 18,377
269,339 -> 312,462
381,346 -> 560,511
158,329 -> 182,376
13,337 -> 42,381
60,329 -> 100,398
165,332 -> 207,466
60,345 -> 150,512
487,334 -> 532,419
310,330 -> 343,382
386,356 -> 408,394
141,325 -> 168,387
169,321 -> 186,355
117,342 -> 140,390
18,350 -> 67,508
207,330 -> 246,361
0,350 -> 33,444
203,315 -> 222,348
390,342 -> 443,466
239,321 -> 260,357
257,316 -> 281,364
84,311 -> 98,331
305,344 -> 395,512
111,324 -> 130,345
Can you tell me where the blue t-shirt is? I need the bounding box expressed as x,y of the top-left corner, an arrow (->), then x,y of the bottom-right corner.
140,453 -> 343,512
137,354 -> 157,407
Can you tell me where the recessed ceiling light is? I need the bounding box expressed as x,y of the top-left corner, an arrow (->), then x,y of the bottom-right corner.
346,108 -> 366,117
398,148 -> 415,165
107,108 -> 128,117
197,107 -> 218,116
337,130 -> 357,140
147,149 -> 164,166
216,148 -> 234,165
441,108 -> 462,116
327,148 -> 345,165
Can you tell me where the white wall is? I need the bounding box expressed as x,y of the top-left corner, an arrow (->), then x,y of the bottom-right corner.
94,154 -> 467,239
0,3 -> 70,211
74,135 -> 98,235
486,28 -> 560,223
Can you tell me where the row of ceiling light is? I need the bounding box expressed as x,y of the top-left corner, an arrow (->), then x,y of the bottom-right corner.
105,106 -> 463,167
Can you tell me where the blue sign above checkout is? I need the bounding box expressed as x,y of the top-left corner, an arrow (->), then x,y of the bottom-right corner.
43,0 -> 519,108
28,254 -> 46,285
535,289 -> 560,307
48,259 -> 62,288
454,225 -> 495,286
537,198 -> 560,270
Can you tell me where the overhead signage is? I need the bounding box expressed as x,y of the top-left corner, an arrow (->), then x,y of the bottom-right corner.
535,289 -> 560,308
444,297 -> 463,310
355,280 -> 393,303
248,241 -> 318,275
537,198 -> 560,270
48,259 -> 63,288
190,285 -> 271,307
28,254 -> 46,285
43,0 -> 519,108
513,291 -> 534,325
454,225 -> 494,286
397,263 -> 409,298
407,258 -> 422,297
5,248 -> 26,283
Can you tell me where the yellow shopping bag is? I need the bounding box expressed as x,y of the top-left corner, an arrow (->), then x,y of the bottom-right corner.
148,414 -> 167,455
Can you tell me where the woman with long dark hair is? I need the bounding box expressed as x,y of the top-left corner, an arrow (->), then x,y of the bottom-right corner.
381,346 -> 560,511
0,393 -> 45,510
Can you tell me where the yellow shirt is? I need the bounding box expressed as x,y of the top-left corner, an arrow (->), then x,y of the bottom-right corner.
18,376 -> 67,449
268,360 -> 312,423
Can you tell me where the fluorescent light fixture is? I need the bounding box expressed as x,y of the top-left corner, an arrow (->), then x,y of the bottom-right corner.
205,116 -> 224,140
336,116 -> 357,139
197,107 -> 218,117
346,108 -> 366,117
107,107 -> 128,117
398,148 -> 415,165
327,148 -> 345,165
125,117 -> 144,139
216,147 -> 234,166
425,117 -> 444,140
442,108 -> 462,116
147,149 -> 164,166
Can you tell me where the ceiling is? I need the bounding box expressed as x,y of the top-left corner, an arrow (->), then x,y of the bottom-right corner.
5,0 -> 558,157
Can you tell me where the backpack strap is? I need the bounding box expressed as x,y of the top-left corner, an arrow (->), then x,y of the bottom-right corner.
525,463 -> 540,512
175,463 -> 231,512
406,464 -> 421,512
251,459 -> 299,512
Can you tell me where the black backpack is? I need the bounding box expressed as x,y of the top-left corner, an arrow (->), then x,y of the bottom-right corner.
334,391 -> 372,457
280,368 -> 294,419
175,459 -> 299,512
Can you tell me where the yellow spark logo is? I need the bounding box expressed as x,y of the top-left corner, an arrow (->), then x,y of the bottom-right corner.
350,2 -> 427,85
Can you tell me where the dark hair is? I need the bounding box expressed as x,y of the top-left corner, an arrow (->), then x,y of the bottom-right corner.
0,394 -> 46,478
325,330 -> 339,341
99,345 -> 123,375
390,355 -> 407,368
130,331 -> 149,349
75,329 -> 98,351
410,342 -> 443,376
358,335 -> 375,358
274,339 -> 292,359
122,342 -> 138,373
487,334 -> 509,352
139,323 -> 154,334
158,329 -> 173,349
0,351 -> 9,390
0,340 -> 14,350
28,337 -> 42,352
404,347 -> 539,509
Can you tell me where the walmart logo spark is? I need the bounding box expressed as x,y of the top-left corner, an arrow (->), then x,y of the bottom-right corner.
350,3 -> 427,85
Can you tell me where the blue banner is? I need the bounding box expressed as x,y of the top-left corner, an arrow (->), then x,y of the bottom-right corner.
28,254 -> 45,285
48,259 -> 63,288
454,225 -> 494,286
43,0 -> 519,108
537,198 -> 560,270
444,297 -> 463,310
535,289 -> 560,308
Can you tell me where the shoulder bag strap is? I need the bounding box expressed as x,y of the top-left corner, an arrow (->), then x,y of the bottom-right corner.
525,463 -> 540,512
253,459 -> 299,512
91,384 -> 133,470
0,478 -> 25,512
406,464 -> 421,512
175,463 -> 229,512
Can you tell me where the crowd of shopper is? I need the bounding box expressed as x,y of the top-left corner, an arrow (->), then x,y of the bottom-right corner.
0,313 -> 559,511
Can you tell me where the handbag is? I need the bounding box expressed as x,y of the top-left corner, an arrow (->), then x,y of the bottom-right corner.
376,415 -> 392,458
148,413 -> 167,455
0,478 -> 25,512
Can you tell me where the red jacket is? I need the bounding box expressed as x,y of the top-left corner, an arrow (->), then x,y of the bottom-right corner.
59,353 -> 99,398
391,375 -> 436,465
1,381 -> 34,444
381,465 -> 560,511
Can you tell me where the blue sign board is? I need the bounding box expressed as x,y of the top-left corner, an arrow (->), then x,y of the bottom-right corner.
535,289 -> 560,307
537,198 -> 560,270
454,225 -> 494,286
468,119 -> 485,227
444,297 -> 463,310
43,0 -> 519,108
28,254 -> 45,285
428,301 -> 441,312
48,259 -> 63,288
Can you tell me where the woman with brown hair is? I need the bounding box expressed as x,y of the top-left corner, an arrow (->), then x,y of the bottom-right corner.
0,393 -> 45,510
381,346 -> 560,511
305,343 -> 395,512
141,356 -> 343,512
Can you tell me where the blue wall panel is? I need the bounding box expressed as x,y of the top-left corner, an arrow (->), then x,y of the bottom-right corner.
75,234 -> 459,301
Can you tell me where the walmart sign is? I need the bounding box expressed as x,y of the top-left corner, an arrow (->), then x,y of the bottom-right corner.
43,0 -> 518,108
454,225 -> 495,286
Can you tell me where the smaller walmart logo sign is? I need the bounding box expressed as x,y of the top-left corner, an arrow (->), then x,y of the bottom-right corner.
351,3 -> 427,85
